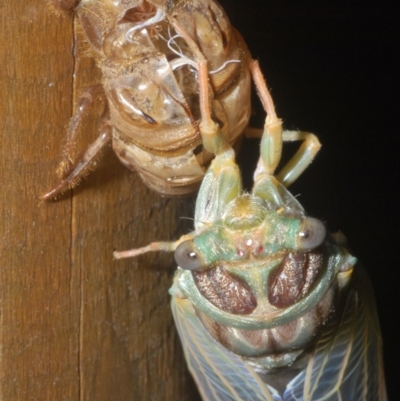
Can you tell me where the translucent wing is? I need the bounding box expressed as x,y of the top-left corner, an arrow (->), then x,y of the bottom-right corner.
171,297 -> 280,401
284,264 -> 387,401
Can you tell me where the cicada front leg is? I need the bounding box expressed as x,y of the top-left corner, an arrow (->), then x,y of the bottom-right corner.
168,19 -> 244,230
40,85 -> 112,200
249,61 -> 321,209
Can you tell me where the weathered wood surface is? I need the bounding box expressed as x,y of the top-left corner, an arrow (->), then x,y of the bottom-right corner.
0,2 -> 199,400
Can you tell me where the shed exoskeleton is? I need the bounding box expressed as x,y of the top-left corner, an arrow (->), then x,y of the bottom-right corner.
114,49 -> 387,398
43,0 -> 252,198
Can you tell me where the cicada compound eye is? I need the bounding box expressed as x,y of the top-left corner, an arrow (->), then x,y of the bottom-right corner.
298,217 -> 326,250
174,241 -> 203,271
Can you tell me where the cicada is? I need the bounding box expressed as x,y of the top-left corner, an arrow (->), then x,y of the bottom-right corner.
42,0 -> 252,199
114,51 -> 387,398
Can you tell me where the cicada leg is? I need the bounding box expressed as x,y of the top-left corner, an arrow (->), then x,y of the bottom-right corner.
41,85 -> 112,200
277,130 -> 321,187
249,60 -> 321,206
171,20 -> 242,229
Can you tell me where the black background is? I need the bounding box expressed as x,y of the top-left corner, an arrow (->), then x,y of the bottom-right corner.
219,0 -> 398,398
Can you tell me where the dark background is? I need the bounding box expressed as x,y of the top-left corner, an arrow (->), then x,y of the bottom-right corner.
220,0 -> 398,398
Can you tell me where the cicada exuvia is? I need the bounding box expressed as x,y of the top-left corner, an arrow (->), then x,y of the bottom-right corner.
114,50 -> 387,399
42,0 -> 252,199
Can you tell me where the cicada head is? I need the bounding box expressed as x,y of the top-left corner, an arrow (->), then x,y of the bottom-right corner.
173,193 -> 354,370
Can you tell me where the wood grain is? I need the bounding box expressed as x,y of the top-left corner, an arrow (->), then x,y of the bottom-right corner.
0,2 -> 200,400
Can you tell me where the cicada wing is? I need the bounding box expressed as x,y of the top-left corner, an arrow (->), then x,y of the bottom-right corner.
171,297 -> 280,401
284,264 -> 387,401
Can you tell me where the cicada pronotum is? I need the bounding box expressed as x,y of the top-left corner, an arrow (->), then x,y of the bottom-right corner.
42,0 -> 252,199
114,46 -> 387,399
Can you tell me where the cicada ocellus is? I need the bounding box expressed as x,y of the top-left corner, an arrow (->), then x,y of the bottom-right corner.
42,0 -> 252,199
114,47 -> 387,399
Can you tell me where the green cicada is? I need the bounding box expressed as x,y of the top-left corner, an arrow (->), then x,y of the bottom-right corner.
115,44 -> 387,399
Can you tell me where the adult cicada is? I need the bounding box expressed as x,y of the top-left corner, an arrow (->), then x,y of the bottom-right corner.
114,47 -> 387,398
42,0 -> 251,199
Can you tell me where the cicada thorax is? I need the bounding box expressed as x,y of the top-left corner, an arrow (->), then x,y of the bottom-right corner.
192,251 -> 335,369
175,194 -> 343,372
74,0 -> 251,196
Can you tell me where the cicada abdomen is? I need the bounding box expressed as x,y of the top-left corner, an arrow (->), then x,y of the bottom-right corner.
115,55 -> 387,399
43,0 -> 252,199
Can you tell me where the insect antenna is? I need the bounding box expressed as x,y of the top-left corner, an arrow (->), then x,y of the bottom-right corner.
113,233 -> 196,260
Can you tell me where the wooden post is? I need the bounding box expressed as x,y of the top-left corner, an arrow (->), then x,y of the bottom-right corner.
0,2 -> 200,400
